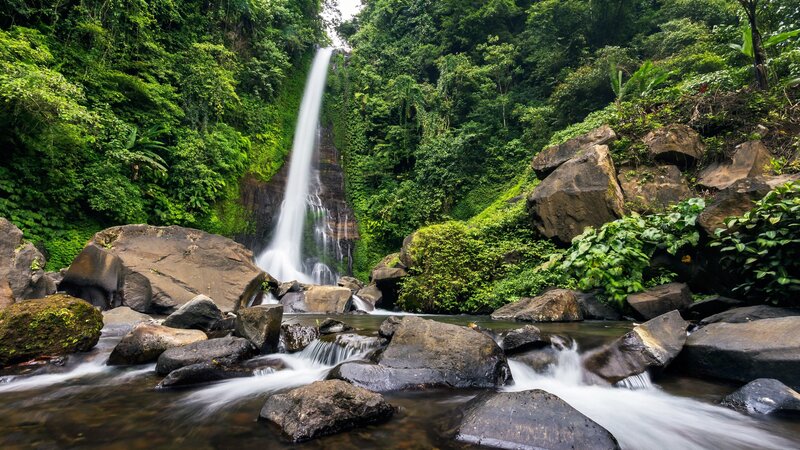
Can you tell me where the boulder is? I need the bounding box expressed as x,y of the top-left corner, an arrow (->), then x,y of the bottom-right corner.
699,305 -> 800,326
102,307 -> 153,334
59,225 -> 266,313
280,323 -> 320,352
627,283 -> 692,320
259,380 -> 394,443
501,325 -> 546,354
155,336 -> 257,375
356,284 -> 383,308
233,304 -> 283,353
370,253 -> 408,309
528,145 -> 624,244
455,390 -> 620,450
618,165 -> 691,212
302,285 -> 353,313
156,362 -> 252,389
697,141 -> 772,191
576,292 -> 623,321
677,317 -> 800,387
275,281 -> 301,299
643,124 -> 705,167
0,218 -> 51,309
532,125 -> 618,178
697,178 -> 771,235
491,289 -> 583,322
162,295 -> 223,331
682,296 -> 744,321
337,276 -> 364,292
378,316 -> 403,339
318,318 -> 353,334
107,322 -> 207,365
0,294 -> 103,366
720,378 -> 800,415
512,347 -> 560,373
328,316 -> 509,391
583,310 -> 688,383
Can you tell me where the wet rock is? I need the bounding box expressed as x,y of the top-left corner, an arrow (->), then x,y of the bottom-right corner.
155,336 -> 257,375
576,292 -> 623,321
280,323 -> 319,352
319,318 -> 353,334
532,125 -> 618,178
512,347 -> 559,373
303,286 -> 353,313
698,141 -> 772,191
378,316 -> 403,339
0,294 -> 103,366
528,145 -> 624,244
501,325 -> 546,354
107,323 -> 207,365
455,390 -> 620,450
0,218 -> 51,309
275,281 -> 301,299
491,289 -> 583,322
156,362 -> 252,389
233,304 -> 282,353
697,178 -> 771,235
720,378 -> 800,415
59,225 -> 267,313
102,307 -> 153,335
337,276 -> 364,292
329,316 -> 509,391
259,380 -> 394,443
627,283 -> 692,320
643,124 -> 705,168
677,317 -> 800,387
682,296 -> 745,321
699,305 -> 800,326
618,165 -> 691,212
162,295 -> 223,331
583,310 -> 688,383
356,284 -> 383,308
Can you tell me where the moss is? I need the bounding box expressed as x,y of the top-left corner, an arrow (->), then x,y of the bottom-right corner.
0,294 -> 103,367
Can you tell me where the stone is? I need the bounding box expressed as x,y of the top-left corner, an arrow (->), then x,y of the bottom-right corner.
491,289 -> 583,322
378,315 -> 403,339
576,292 -> 623,320
156,362 -> 252,389
59,225 -> 266,313
370,253 -> 408,310
583,310 -> 688,383
627,283 -> 692,320
302,285 -> 353,313
698,141 -> 772,191
455,390 -> 620,450
618,165 -> 691,212
318,318 -> 353,334
643,124 -> 705,167
532,125 -> 618,178
233,304 -> 283,353
356,284 -> 383,308
259,380 -> 394,443
512,347 -> 560,373
337,276 -> 364,292
101,307 -> 153,334
697,178 -> 771,235
0,218 -> 51,309
162,295 -> 223,331
720,378 -> 800,415
275,281 -> 301,299
0,294 -> 103,366
528,145 -> 624,244
699,305 -> 800,326
280,323 -> 320,352
682,296 -> 745,321
328,316 -> 509,391
155,336 -> 257,375
501,325 -> 546,354
107,323 -> 207,365
676,317 -> 800,388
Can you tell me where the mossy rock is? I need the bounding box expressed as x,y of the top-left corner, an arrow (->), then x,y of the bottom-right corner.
0,294 -> 103,366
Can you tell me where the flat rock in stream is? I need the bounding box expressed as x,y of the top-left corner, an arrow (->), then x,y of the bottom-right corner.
156,362 -> 253,389
107,323 -> 207,365
720,378 -> 800,415
155,336 -> 257,375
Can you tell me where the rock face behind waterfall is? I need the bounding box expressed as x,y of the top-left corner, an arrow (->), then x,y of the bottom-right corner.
59,225 -> 267,313
328,316 -> 509,391
454,390 -> 620,450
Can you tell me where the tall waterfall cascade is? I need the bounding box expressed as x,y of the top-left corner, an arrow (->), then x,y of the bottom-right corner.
256,48 -> 353,284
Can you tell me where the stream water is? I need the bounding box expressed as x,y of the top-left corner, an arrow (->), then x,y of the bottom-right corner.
0,315 -> 798,449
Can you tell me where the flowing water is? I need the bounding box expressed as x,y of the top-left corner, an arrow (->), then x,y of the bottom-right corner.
1,316 -> 798,449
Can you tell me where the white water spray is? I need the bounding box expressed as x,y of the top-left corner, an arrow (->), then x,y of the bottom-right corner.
257,48 -> 334,283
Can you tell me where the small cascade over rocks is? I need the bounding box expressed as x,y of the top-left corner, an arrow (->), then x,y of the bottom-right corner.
615,372 -> 654,390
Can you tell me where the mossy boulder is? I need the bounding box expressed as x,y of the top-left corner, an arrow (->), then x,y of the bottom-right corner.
0,294 -> 103,366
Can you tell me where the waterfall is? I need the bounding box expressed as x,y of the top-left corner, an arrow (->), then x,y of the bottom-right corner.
256,48 -> 336,284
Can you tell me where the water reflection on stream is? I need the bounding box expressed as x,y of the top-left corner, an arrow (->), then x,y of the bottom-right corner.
0,315 -> 798,449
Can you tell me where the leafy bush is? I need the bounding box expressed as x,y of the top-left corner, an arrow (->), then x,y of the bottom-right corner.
560,198 -> 705,308
712,181 -> 800,305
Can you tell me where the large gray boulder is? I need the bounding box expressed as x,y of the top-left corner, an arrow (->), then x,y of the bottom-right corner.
698,141 -> 772,191
528,145 -> 624,244
280,285 -> 353,313
626,283 -> 692,320
643,124 -> 705,167
531,125 -> 618,178
107,322 -> 207,365
162,295 -> 223,331
233,304 -> 283,353
155,336 -> 257,375
501,325 -> 546,354
720,378 -> 800,415
59,225 -> 267,313
697,178 -> 771,235
0,218 -> 52,309
491,289 -> 583,322
328,316 -> 509,391
455,390 -> 620,450
259,380 -> 394,442
618,165 -> 691,212
700,305 -> 800,326
677,317 -> 800,388
583,310 -> 688,383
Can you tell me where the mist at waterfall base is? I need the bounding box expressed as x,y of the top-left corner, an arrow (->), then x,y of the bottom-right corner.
256,47 -> 340,285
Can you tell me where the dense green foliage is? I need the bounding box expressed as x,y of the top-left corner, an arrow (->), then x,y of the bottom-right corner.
713,181 -> 800,305
0,0 -> 325,269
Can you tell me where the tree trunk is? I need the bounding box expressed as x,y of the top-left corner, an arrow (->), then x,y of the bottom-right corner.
744,2 -> 769,90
